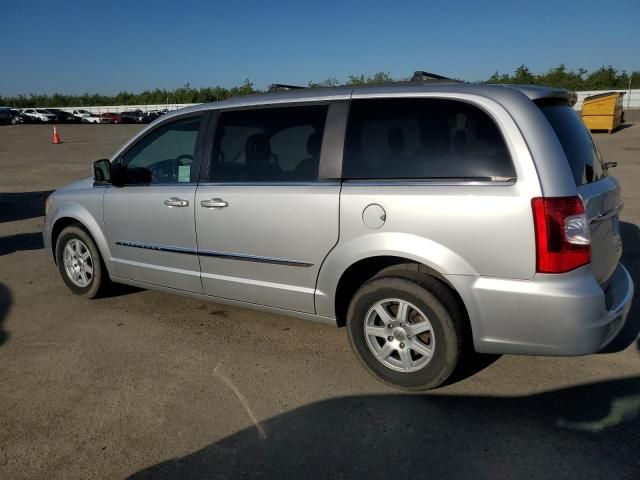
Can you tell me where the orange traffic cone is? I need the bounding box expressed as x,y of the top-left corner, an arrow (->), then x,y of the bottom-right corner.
52,125 -> 61,144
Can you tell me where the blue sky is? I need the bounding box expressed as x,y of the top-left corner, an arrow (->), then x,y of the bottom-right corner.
1,0 -> 638,96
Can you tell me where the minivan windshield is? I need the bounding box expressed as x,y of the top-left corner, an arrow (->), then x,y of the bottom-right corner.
539,104 -> 606,185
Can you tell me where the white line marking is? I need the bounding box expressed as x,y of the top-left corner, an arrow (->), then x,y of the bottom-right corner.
214,362 -> 267,439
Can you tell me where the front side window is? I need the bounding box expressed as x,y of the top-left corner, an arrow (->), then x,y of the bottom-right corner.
121,116 -> 201,184
343,98 -> 515,180
210,105 -> 327,182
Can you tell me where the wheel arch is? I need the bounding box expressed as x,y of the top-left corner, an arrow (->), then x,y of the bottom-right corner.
337,257 -> 461,324
49,206 -> 112,274
315,233 -> 476,321
331,256 -> 471,331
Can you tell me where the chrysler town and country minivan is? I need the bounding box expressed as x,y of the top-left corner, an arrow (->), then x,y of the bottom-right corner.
44,76 -> 634,390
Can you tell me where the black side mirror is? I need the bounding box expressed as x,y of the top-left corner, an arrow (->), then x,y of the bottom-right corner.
93,159 -> 112,183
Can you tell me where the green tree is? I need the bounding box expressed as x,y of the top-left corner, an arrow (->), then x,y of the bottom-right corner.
2,66 -> 638,108
347,72 -> 393,85
308,77 -> 340,88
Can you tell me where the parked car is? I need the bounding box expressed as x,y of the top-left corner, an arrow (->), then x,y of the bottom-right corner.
47,109 -> 79,123
22,108 -> 57,122
7,109 -> 23,124
99,112 -> 122,124
43,78 -> 633,391
82,114 -> 105,124
71,109 -> 92,120
142,111 -> 160,123
119,110 -> 145,123
9,109 -> 35,124
0,107 -> 11,125
9,109 -> 25,124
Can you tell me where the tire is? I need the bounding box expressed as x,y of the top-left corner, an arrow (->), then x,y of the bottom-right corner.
55,225 -> 110,298
346,273 -> 464,391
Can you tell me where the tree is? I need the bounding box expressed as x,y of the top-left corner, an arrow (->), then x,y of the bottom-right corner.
346,72 -> 393,85
512,65 -> 535,84
308,77 -> 340,88
1,66 -> 637,108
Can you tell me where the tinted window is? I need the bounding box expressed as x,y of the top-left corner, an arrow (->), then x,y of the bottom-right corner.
343,99 -> 514,180
210,105 -> 327,182
539,105 -> 606,185
121,116 -> 201,184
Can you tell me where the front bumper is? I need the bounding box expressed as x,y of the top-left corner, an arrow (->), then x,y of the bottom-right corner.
43,211 -> 53,263
446,263 -> 634,356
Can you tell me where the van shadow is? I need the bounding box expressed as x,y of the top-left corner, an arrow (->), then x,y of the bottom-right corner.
0,190 -> 54,223
0,233 -> 44,255
127,376 -> 640,480
603,221 -> 640,352
0,283 -> 11,347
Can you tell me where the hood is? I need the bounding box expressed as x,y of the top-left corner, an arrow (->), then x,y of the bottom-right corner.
55,176 -> 94,193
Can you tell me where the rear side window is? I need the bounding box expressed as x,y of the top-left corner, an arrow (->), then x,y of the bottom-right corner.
539,105 -> 606,185
210,105 -> 327,182
343,98 -> 515,180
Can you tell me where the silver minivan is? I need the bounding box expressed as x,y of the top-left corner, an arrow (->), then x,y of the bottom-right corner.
44,78 -> 634,390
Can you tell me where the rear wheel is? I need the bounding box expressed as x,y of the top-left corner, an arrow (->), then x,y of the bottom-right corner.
55,225 -> 110,298
346,274 -> 464,391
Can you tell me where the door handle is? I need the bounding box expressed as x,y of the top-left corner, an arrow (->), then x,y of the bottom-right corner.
163,197 -> 189,208
201,198 -> 229,208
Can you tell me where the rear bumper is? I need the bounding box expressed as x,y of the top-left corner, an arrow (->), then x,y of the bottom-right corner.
446,263 -> 634,356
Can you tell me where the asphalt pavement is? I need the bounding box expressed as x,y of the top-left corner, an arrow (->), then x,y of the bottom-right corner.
0,119 -> 638,479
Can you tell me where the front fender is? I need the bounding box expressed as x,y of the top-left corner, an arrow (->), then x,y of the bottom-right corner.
314,232 -> 477,317
45,198 -> 113,275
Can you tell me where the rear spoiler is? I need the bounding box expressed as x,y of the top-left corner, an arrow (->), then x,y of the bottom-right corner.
504,85 -> 577,106
533,92 -> 578,107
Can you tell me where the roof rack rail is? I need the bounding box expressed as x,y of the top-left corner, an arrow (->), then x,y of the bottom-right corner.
410,71 -> 461,83
268,83 -> 307,92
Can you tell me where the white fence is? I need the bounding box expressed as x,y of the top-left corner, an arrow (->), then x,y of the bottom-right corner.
58,103 -> 200,114
42,89 -> 640,114
573,89 -> 640,111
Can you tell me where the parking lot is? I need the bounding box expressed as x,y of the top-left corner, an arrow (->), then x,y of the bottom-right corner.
0,120 -> 639,479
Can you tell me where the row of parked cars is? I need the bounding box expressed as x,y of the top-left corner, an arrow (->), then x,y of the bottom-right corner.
0,107 -> 169,125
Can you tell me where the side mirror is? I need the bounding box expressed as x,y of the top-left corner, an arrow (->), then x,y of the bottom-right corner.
93,159 -> 112,183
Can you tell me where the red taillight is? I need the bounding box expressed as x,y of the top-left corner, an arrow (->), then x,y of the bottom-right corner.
531,196 -> 591,273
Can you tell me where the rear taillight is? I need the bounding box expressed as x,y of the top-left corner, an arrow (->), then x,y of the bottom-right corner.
531,196 -> 591,273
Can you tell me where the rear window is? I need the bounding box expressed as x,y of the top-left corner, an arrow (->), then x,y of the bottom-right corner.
343,98 -> 515,180
539,105 -> 606,185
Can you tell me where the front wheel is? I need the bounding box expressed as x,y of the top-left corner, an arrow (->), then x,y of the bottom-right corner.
55,225 -> 110,298
346,275 -> 464,391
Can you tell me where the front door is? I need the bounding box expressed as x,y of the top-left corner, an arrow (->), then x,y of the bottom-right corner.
195,104 -> 341,313
104,114 -> 205,292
